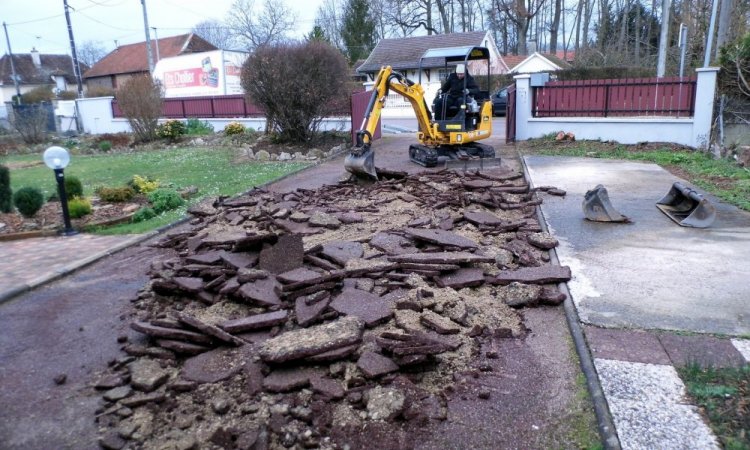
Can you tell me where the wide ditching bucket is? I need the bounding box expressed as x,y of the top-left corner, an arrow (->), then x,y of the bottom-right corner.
582,184 -> 630,223
345,147 -> 378,180
656,182 -> 716,228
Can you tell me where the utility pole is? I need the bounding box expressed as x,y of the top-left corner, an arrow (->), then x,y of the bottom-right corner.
656,0 -> 671,77
63,0 -> 84,96
151,27 -> 160,63
704,0 -> 720,67
2,22 -> 22,103
140,0 -> 154,73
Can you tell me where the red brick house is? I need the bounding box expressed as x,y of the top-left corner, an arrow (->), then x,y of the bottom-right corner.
83,33 -> 216,90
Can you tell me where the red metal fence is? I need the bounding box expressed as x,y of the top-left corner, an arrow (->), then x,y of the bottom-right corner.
533,76 -> 697,118
112,95 -> 265,119
350,90 -> 381,145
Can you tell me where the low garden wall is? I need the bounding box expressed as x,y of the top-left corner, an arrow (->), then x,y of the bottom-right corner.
76,97 -> 351,135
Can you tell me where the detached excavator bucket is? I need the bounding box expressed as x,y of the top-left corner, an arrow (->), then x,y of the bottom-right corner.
443,157 -> 503,171
582,184 -> 630,223
345,147 -> 378,179
656,182 -> 716,228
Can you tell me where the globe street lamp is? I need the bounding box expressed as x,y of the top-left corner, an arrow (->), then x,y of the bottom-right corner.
43,146 -> 77,236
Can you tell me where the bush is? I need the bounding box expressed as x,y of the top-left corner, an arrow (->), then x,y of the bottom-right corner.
148,188 -> 184,213
95,186 -> 135,202
57,90 -> 78,100
129,174 -> 160,194
64,175 -> 84,198
0,165 -> 12,213
85,86 -> 115,98
10,104 -> 50,144
186,118 -> 214,135
21,86 -> 54,104
67,197 -> 92,219
242,41 -> 351,142
132,206 -> 156,222
115,75 -> 163,142
224,121 -> 245,135
13,186 -> 44,218
156,120 -> 187,141
98,140 -> 112,152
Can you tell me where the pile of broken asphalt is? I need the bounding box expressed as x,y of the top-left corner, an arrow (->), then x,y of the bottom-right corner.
92,167 -> 580,449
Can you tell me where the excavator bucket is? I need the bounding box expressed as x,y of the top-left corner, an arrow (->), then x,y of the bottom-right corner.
345,147 -> 378,179
656,182 -> 716,228
582,184 -> 630,223
444,157 -> 503,171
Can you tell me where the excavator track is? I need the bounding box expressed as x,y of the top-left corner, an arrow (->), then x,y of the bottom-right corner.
409,144 -> 440,167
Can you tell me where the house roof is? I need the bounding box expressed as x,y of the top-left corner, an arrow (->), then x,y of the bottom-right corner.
0,52 -> 85,86
502,51 -> 575,72
506,52 -> 573,73
502,54 -> 527,71
357,31 -> 491,73
83,33 -> 216,79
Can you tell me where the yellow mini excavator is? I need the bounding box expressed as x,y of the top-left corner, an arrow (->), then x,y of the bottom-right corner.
345,46 -> 498,179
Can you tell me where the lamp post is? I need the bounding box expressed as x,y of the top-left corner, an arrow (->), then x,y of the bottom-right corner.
43,146 -> 77,236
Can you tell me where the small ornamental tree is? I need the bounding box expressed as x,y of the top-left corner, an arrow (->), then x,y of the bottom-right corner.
241,41 -> 350,143
115,75 -> 163,142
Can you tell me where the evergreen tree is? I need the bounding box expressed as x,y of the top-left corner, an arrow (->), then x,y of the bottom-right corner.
307,25 -> 330,44
341,0 -> 376,65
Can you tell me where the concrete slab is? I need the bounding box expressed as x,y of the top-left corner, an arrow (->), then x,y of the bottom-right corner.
658,333 -> 746,368
594,358 -> 720,450
525,156 -> 750,335
584,326 -> 671,365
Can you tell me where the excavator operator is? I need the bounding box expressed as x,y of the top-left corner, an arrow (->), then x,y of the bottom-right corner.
434,63 -> 480,120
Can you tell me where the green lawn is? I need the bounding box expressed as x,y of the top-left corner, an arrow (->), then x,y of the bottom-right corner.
3,147 -> 309,234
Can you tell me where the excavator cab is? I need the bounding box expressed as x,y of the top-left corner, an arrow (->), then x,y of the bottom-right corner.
345,46 -> 497,179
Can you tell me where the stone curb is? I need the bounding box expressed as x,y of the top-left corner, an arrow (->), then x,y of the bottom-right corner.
519,152 -> 622,450
0,149 -> 350,306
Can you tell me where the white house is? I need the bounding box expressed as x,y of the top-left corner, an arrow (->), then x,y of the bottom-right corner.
508,52 -> 571,74
356,31 -> 509,118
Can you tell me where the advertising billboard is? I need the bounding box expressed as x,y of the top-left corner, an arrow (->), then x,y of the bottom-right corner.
153,50 -> 248,97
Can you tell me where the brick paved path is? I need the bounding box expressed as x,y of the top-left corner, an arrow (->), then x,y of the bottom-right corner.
0,234 -> 139,296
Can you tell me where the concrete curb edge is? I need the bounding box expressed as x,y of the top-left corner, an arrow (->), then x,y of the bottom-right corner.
519,152 -> 622,450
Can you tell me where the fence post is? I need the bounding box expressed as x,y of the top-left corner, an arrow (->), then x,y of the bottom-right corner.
604,84 -> 610,118
513,74 -> 532,140
692,67 -> 719,149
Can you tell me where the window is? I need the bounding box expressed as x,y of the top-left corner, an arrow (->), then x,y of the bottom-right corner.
438,69 -> 450,82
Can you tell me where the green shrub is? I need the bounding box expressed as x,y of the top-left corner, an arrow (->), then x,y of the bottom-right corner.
57,90 -> 78,100
98,140 -> 112,152
13,186 -> 44,218
68,197 -> 92,219
186,118 -> 214,135
64,175 -> 84,198
96,186 -> 135,202
0,165 -> 12,213
21,86 -> 54,104
132,206 -> 156,222
129,175 -> 160,194
148,188 -> 184,213
156,120 -> 187,141
224,121 -> 245,135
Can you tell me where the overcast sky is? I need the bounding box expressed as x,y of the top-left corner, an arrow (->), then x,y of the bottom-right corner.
2,0 -> 323,56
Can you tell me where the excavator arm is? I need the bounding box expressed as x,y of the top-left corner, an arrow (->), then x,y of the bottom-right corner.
346,66 -> 438,179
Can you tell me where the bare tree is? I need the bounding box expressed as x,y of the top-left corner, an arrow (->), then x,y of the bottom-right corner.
493,0 -> 547,54
226,0 -> 297,50
77,40 -> 108,67
315,0 -> 346,49
192,19 -> 237,50
386,0 -> 440,35
549,0 -> 562,53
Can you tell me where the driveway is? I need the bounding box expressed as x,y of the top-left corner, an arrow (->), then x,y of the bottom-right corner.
525,156 -> 750,336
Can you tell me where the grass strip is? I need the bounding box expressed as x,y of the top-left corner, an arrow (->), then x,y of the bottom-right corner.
677,364 -> 750,450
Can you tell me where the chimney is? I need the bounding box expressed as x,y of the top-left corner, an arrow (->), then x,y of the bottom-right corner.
31,48 -> 41,67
